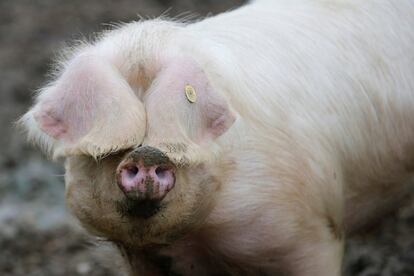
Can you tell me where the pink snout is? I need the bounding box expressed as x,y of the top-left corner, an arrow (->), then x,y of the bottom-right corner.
116,146 -> 176,201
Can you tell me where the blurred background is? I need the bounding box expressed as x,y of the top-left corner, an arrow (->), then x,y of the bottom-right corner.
0,0 -> 413,275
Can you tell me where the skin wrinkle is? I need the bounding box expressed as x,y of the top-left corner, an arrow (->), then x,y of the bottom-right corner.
129,146 -> 172,167
160,142 -> 188,154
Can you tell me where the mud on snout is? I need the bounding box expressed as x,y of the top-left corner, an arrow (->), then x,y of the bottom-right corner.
115,146 -> 177,219
65,144 -> 216,247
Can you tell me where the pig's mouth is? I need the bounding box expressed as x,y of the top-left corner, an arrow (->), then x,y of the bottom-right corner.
116,197 -> 165,219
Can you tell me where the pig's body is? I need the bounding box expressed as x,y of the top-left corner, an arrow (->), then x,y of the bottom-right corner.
22,0 -> 414,275
188,0 -> 414,229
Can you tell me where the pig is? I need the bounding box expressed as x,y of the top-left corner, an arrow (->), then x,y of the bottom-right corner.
20,0 -> 414,275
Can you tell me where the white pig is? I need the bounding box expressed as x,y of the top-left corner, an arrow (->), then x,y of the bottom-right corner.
21,0 -> 414,275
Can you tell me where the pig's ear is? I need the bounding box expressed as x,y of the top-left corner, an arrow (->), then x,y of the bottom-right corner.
147,57 -> 236,146
20,55 -> 146,158
193,82 -> 236,143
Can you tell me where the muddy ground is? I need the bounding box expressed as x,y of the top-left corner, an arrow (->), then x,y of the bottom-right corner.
0,0 -> 413,275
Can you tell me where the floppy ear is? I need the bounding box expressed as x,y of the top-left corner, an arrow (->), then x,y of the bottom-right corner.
21,55 -> 146,158
145,56 -> 236,146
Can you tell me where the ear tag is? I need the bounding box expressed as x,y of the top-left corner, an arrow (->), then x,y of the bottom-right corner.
185,84 -> 197,103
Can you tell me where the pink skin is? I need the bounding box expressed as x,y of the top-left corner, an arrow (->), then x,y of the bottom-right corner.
117,161 -> 175,200
144,57 -> 236,146
34,107 -> 68,139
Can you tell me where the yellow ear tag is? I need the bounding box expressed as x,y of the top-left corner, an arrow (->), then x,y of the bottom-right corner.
185,84 -> 197,103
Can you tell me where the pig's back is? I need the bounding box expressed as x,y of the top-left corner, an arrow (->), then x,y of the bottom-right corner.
189,0 -> 414,231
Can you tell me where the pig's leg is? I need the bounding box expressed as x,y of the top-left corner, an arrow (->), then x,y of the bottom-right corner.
279,198 -> 344,275
117,244 -> 223,276
284,159 -> 345,275
270,163 -> 345,275
285,238 -> 344,276
115,246 -> 166,276
157,241 -> 228,276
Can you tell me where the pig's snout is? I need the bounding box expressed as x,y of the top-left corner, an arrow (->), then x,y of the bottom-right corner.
117,163 -> 175,199
116,146 -> 176,202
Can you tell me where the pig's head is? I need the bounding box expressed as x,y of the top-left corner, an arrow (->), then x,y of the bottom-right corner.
21,30 -> 237,248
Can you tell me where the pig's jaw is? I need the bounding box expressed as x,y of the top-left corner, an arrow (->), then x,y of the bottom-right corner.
115,173 -> 221,248
115,197 -> 163,219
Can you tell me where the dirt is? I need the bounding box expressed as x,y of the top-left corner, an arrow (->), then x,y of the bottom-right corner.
0,0 -> 413,275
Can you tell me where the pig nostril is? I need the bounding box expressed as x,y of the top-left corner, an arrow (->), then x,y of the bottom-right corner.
125,166 -> 139,179
155,167 -> 169,179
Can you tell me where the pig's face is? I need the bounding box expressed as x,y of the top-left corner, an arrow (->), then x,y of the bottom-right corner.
22,47 -> 236,247
65,148 -> 221,247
